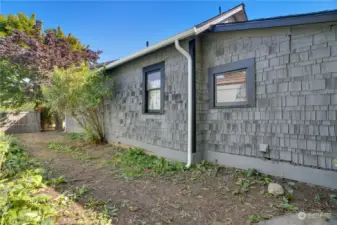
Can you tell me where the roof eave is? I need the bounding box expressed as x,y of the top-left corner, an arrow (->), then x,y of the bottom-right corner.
106,4 -> 246,70
211,10 -> 337,33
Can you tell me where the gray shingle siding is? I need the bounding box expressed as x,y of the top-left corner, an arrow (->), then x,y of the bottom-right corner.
198,22 -> 337,171
104,42 -> 190,153
63,14 -> 337,188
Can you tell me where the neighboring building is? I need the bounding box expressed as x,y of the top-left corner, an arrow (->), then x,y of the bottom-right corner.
69,4 -> 337,188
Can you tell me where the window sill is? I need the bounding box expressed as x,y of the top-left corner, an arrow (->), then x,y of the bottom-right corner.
143,111 -> 164,115
211,101 -> 254,108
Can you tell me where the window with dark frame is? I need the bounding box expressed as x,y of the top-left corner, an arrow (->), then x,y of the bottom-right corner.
142,62 -> 165,114
215,70 -> 247,105
209,58 -> 255,108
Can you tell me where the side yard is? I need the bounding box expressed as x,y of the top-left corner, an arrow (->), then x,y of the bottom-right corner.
13,132 -> 337,224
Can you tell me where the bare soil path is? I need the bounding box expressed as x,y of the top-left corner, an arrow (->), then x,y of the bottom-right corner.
17,132 -> 337,225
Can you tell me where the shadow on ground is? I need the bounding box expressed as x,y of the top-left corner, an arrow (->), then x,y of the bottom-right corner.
17,132 -> 337,225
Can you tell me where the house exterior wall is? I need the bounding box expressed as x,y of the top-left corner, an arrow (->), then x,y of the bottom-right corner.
104,42 -> 192,161
65,116 -> 85,133
198,22 -> 337,173
100,21 -> 337,188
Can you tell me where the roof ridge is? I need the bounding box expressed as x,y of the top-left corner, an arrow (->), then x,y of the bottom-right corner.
195,3 -> 246,28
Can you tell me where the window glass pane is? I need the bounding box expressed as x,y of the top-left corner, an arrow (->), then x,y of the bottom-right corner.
148,90 -> 161,110
147,70 -> 161,90
216,70 -> 246,104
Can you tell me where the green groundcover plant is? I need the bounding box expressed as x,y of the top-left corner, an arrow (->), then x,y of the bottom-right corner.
0,133 -> 57,225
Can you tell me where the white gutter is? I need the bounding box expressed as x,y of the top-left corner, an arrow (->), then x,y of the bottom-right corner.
106,28 -> 196,70
105,4 -> 245,70
174,39 -> 193,168
104,4 -> 246,167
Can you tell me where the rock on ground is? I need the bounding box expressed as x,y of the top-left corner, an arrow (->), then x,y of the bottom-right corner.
258,214 -> 337,225
267,183 -> 284,196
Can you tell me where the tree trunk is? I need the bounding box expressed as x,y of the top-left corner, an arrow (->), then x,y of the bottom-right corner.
54,113 -> 64,131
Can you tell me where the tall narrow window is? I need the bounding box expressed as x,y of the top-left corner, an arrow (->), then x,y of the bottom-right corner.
143,62 -> 165,114
209,58 -> 255,108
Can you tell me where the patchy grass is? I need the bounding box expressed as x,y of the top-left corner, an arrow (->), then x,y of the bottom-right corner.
48,142 -> 96,161
55,186 -> 113,225
58,184 -> 116,224
69,132 -> 86,141
15,132 -> 337,225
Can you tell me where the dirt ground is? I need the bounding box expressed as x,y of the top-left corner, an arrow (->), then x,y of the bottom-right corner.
17,132 -> 337,225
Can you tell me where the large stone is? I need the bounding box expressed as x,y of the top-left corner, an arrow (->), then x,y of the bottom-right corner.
268,183 -> 284,196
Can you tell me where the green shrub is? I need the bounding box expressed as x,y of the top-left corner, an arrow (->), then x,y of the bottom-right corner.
0,133 -> 58,224
0,134 -> 40,177
43,65 -> 113,143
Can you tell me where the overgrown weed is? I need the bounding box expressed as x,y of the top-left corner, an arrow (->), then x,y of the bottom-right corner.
115,148 -> 185,177
231,168 -> 273,195
69,132 -> 86,141
0,133 -> 113,224
0,133 -> 58,224
248,214 -> 271,223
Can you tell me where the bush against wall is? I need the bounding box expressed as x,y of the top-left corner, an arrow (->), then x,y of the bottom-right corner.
43,65 -> 112,143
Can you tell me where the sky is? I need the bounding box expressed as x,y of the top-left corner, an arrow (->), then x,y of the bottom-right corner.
1,0 -> 336,62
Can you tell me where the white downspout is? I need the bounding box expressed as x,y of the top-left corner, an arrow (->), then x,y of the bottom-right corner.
174,39 -> 193,168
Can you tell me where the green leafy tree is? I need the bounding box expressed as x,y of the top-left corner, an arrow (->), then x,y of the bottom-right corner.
43,65 -> 112,143
0,13 -> 37,37
45,26 -> 85,51
0,12 -> 101,109
0,59 -> 41,108
0,12 -> 88,50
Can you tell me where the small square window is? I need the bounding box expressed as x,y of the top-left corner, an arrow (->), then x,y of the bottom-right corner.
209,58 -> 255,108
215,70 -> 247,105
143,62 -> 165,114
